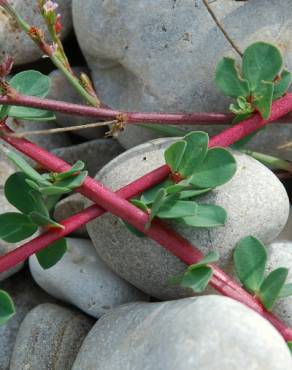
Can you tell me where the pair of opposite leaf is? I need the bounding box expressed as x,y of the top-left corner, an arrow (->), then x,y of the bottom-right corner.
216,42 -> 292,119
127,131 -> 237,235
0,151 -> 87,269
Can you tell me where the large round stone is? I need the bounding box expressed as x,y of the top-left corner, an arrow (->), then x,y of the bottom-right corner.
73,296 -> 292,370
86,138 -> 289,299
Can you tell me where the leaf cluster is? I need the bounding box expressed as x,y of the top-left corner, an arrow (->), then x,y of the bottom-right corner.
126,131 -> 237,235
234,236 -> 292,311
215,42 -> 291,120
0,70 -> 55,121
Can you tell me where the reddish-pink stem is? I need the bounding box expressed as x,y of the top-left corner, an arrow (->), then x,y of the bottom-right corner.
0,93 -> 233,125
2,93 -> 292,340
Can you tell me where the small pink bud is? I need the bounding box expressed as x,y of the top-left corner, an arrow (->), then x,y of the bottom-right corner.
43,0 -> 58,14
55,13 -> 62,34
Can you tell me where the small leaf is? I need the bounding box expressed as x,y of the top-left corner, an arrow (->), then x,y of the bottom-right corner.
287,341 -> 292,354
36,238 -> 67,269
29,190 -> 50,217
191,251 -> 220,268
178,188 -> 211,200
52,161 -> 85,181
178,131 -> 209,177
157,200 -> 198,219
279,283 -> 292,298
190,148 -> 237,188
38,186 -> 71,196
233,236 -> 267,294
273,69 -> 292,100
0,290 -> 15,326
5,172 -> 36,214
0,212 -> 37,242
8,107 -> 55,121
147,188 -> 168,226
29,211 -> 63,229
259,267 -> 288,311
55,171 -> 88,189
242,42 -> 282,90
7,151 -> 50,186
180,204 -> 227,228
253,80 -> 274,119
181,266 -> 213,292
141,179 -> 173,205
215,57 -> 250,98
164,140 -> 187,173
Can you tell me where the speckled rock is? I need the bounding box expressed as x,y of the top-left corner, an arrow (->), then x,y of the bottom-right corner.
86,138 -> 289,299
0,0 -> 72,66
52,137 -> 124,176
29,238 -> 147,318
0,269 -> 56,370
7,117 -> 72,152
54,194 -> 87,237
73,296 -> 292,370
47,69 -> 106,139
264,241 -> 292,327
10,303 -> 93,370
73,0 -> 292,155
277,206 -> 292,241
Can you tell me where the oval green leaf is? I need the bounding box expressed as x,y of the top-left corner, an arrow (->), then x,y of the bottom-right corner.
164,140 -> 187,173
36,238 -> 68,270
0,290 -> 16,326
181,266 -> 213,293
180,204 -> 227,228
0,212 -> 37,243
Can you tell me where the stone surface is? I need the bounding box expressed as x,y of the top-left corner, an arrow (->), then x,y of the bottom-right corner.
264,241 -> 292,327
86,138 -> 289,299
73,296 -> 292,370
47,68 -> 106,139
0,268 -> 56,370
73,0 -> 292,155
29,238 -> 147,318
10,303 -> 94,370
0,0 -> 72,66
54,193 -> 87,237
7,117 -> 72,152
277,206 -> 292,241
52,137 -> 124,176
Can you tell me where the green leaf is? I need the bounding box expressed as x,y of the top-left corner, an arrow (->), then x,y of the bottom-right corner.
242,42 -> 282,90
254,80 -> 274,119
287,341 -> 292,354
0,290 -> 15,326
7,151 -> 50,186
141,179 -> 173,205
178,132 -> 209,177
164,140 -> 187,173
178,188 -> 211,200
190,148 -> 237,188
5,172 -> 36,214
0,212 -> 37,242
140,124 -> 185,137
55,171 -> 88,190
157,200 -> 198,219
36,238 -> 67,269
233,236 -> 267,294
147,188 -> 168,226
181,266 -> 213,292
29,190 -> 50,217
38,186 -> 71,196
29,211 -> 63,229
191,251 -> 220,268
8,70 -> 54,121
215,57 -> 250,98
52,161 -> 85,181
279,283 -> 292,298
259,267 -> 288,311
273,69 -> 292,100
180,204 -> 227,228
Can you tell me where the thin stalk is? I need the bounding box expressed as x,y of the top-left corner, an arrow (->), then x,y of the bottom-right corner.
0,1 -> 100,107
241,149 -> 292,172
2,93 -> 292,339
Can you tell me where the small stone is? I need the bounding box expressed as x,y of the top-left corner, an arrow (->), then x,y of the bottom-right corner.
10,303 -> 94,370
7,117 -> 72,152
0,269 -> 56,370
277,206 -> 292,241
72,0 -> 292,155
86,138 -> 289,299
47,68 -> 106,139
73,296 -> 292,370
52,137 -> 124,176
265,241 -> 292,327
29,238 -> 148,318
0,0 -> 72,66
54,194 -> 87,237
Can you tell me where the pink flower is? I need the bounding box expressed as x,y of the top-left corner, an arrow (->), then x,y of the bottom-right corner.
43,0 -> 58,14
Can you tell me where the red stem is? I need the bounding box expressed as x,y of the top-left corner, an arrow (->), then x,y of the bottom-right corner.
0,93 -> 234,125
1,93 -> 292,340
